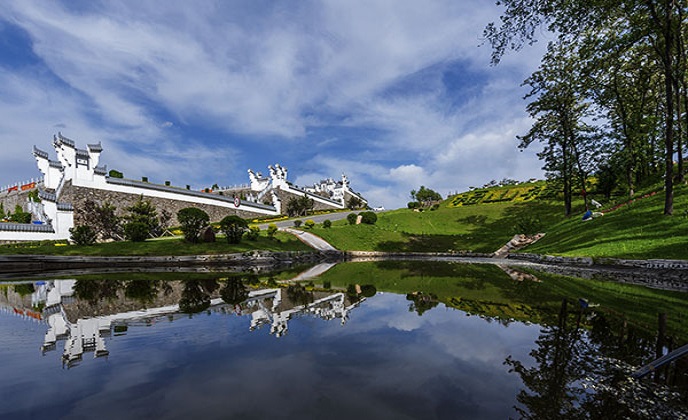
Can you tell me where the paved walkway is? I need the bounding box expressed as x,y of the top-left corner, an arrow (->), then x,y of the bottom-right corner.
280,227 -> 338,251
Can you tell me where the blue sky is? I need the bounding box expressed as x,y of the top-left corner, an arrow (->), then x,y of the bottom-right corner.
0,1 -> 546,209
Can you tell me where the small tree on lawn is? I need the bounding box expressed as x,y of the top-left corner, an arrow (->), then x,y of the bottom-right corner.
360,211 -> 377,225
219,215 -> 248,244
267,223 -> 279,239
347,213 -> 358,225
70,225 -> 98,245
410,186 -> 442,207
177,207 -> 209,243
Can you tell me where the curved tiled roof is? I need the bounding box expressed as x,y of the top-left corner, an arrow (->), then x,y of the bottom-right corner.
33,146 -> 49,160
0,222 -> 54,233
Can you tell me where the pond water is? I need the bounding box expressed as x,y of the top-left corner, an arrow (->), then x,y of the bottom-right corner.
1,262 -> 686,419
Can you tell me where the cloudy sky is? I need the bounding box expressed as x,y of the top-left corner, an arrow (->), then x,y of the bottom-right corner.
0,1 -> 547,209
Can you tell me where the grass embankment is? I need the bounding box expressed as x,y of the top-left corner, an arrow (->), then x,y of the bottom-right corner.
308,181 -> 688,260
0,231 -> 311,256
522,185 -> 688,259
317,261 -> 688,340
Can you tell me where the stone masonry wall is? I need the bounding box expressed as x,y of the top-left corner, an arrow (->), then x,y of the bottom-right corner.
60,182 -> 272,226
0,189 -> 34,215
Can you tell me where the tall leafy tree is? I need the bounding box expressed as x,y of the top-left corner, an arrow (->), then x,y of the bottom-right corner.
485,0 -> 688,215
519,42 -> 598,215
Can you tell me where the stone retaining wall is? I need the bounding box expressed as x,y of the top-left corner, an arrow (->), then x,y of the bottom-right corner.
60,182 -> 268,225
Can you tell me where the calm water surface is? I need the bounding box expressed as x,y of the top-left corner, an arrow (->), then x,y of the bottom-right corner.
1,262 -> 686,419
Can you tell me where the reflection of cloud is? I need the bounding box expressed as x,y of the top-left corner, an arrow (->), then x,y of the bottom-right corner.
1,291 -> 539,419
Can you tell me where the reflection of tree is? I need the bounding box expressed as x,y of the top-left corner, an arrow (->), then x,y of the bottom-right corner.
220,277 -> 248,305
286,284 -> 313,306
506,299 -> 688,418
406,291 -> 438,316
179,279 -> 218,313
505,299 -> 587,419
124,280 -> 160,304
73,279 -> 123,305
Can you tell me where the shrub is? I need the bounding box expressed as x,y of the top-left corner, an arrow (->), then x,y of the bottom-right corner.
347,213 -> 358,225
108,169 -> 123,178
430,203 -> 440,211
293,220 -> 302,227
177,207 -> 210,243
245,225 -> 260,241
125,197 -> 159,237
70,225 -> 97,245
267,223 -> 278,238
219,215 -> 248,244
359,211 -> 377,225
322,219 -> 332,228
407,201 -> 420,209
123,221 -> 149,242
9,205 -> 31,224
304,219 -> 315,229
513,215 -> 542,235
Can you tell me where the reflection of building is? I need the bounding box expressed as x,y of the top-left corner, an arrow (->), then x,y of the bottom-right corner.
246,288 -> 363,337
2,278 -> 364,367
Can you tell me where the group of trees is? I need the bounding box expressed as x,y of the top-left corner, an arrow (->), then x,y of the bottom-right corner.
408,186 -> 442,209
485,0 -> 688,215
70,197 -> 172,245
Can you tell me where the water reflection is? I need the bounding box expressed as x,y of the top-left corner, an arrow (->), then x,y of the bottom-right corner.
505,299 -> 688,419
23,275 -> 367,367
1,261 -> 687,419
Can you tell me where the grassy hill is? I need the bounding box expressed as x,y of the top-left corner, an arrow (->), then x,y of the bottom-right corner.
308,181 -> 688,259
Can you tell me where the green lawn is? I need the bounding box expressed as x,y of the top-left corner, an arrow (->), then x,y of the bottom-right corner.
308,200 -> 564,253
315,261 -> 688,340
306,183 -> 688,260
523,184 -> 688,259
0,231 -> 311,256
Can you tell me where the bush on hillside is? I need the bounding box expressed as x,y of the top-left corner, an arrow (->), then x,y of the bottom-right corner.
177,207 -> 210,243
323,219 -> 332,228
267,223 -> 278,238
347,213 -> 358,225
305,219 -> 315,229
293,220 -> 302,227
245,225 -> 260,241
124,221 -> 150,242
219,215 -> 248,244
70,225 -> 98,245
360,211 -> 377,225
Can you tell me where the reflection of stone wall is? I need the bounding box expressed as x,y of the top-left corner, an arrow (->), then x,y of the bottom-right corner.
60,182 -> 266,225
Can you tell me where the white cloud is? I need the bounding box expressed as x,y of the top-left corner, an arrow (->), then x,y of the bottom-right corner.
0,1 -> 548,207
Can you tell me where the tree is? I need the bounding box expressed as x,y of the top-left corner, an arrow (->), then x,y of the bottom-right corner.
347,196 -> 363,209
285,194 -> 314,217
484,0 -> 688,215
126,197 -> 158,233
519,42 -> 598,215
177,207 -> 209,243
410,186 -> 442,207
9,205 -> 31,223
218,215 -> 248,244
69,225 -> 98,245
267,223 -> 279,238
77,199 -> 122,241
123,221 -> 149,242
